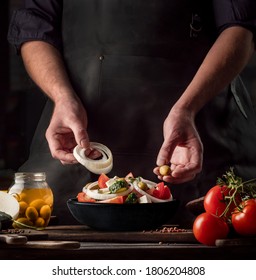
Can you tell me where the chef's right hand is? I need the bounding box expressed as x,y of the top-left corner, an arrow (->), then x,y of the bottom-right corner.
45,97 -> 99,165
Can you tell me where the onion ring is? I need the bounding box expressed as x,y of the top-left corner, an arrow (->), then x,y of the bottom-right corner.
133,178 -> 173,203
73,142 -> 113,174
83,181 -> 133,200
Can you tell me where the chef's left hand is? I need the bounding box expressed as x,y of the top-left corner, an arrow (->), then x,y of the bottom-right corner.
154,108 -> 203,184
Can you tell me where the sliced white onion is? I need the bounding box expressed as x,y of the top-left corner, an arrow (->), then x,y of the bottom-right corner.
73,142 -> 113,174
83,181 -> 133,200
0,192 -> 20,219
133,178 -> 173,203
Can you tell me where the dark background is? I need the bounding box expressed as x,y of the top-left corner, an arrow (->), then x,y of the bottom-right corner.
0,0 -> 47,188
0,0 -> 256,189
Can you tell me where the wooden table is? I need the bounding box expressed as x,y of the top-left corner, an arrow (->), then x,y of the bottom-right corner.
1,225 -> 256,260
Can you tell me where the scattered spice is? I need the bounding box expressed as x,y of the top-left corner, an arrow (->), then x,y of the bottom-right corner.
159,226 -> 187,233
142,226 -> 187,234
6,228 -> 28,234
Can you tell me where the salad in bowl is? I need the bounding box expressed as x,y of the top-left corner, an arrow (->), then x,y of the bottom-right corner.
77,172 -> 173,204
68,173 -> 179,231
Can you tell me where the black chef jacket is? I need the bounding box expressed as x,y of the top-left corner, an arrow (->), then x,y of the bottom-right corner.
8,0 -> 256,54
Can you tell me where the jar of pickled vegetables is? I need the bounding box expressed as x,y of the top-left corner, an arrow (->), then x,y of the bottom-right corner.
8,172 -> 54,230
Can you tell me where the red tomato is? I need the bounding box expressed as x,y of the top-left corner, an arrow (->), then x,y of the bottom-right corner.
98,196 -> 125,204
231,199 -> 256,236
152,182 -> 171,200
98,173 -> 110,189
193,212 -> 229,246
77,192 -> 96,203
204,185 -> 241,218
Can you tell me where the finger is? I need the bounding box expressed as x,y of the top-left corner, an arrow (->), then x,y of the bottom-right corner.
48,147 -> 75,163
47,139 -> 67,161
157,172 -> 196,183
73,127 -> 101,160
154,161 -> 200,184
73,127 -> 90,150
60,159 -> 78,165
52,149 -> 77,163
170,163 -> 177,172
171,156 -> 202,178
153,166 -> 160,176
87,149 -> 102,159
46,130 -> 74,160
156,140 -> 177,166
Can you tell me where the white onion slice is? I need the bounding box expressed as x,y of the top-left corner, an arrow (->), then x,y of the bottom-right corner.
133,178 -> 173,203
73,142 -> 113,174
0,192 -> 20,219
83,181 -> 133,200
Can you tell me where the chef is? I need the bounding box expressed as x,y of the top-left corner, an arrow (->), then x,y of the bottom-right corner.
8,0 -> 256,226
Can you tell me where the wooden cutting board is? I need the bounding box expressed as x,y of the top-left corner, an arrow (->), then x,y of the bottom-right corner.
0,234 -> 27,244
216,237 -> 256,247
9,240 -> 80,249
44,225 -> 198,243
1,229 -> 48,240
0,229 -> 80,249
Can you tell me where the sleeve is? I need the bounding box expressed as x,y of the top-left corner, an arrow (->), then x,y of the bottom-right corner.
213,0 -> 256,38
7,0 -> 63,54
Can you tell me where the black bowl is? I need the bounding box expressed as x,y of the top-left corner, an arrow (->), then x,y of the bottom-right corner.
67,198 -> 179,231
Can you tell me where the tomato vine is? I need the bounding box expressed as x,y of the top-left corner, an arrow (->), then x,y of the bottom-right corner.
216,167 -> 256,217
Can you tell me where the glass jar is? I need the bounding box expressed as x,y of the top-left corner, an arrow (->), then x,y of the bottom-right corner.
8,172 -> 54,230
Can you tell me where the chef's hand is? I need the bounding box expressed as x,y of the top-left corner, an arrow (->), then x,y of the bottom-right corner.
153,108 -> 203,184
45,97 -> 100,164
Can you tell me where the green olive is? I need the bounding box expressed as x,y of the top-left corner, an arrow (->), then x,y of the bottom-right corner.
138,181 -> 149,191
159,165 -> 171,176
25,206 -> 39,221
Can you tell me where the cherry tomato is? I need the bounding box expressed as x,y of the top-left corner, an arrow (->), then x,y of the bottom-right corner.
204,185 -> 241,218
231,199 -> 256,236
193,212 -> 229,246
152,182 -> 171,200
98,173 -> 110,189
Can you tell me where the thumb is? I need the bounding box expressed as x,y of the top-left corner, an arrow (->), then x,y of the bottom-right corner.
156,139 -> 177,166
73,126 -> 90,150
73,126 -> 102,159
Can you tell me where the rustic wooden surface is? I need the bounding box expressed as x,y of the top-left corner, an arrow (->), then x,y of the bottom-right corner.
1,225 -> 256,260
44,225 -> 197,243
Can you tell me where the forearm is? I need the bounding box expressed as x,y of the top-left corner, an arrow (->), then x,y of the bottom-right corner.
21,41 -> 93,159
173,26 -> 255,117
21,41 -> 76,104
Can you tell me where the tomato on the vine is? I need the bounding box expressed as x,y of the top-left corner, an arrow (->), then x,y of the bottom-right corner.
204,185 -> 241,219
231,199 -> 256,236
193,212 -> 229,246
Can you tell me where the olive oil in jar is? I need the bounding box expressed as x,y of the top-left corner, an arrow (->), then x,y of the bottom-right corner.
8,172 -> 54,229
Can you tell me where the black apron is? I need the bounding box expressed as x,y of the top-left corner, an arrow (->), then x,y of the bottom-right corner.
20,0 -> 256,226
